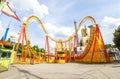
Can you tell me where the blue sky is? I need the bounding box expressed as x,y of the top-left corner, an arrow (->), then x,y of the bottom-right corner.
0,0 -> 120,49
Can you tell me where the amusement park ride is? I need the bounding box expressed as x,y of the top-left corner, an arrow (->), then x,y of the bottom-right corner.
15,15 -> 110,64
0,0 -> 119,71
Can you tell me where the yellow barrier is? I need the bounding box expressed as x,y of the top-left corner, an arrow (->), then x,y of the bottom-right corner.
58,60 -> 65,64
0,58 -> 11,70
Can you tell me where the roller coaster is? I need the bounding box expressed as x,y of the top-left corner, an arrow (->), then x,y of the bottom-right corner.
15,15 -> 110,64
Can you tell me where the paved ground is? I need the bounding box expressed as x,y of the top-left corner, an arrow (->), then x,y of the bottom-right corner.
0,63 -> 120,79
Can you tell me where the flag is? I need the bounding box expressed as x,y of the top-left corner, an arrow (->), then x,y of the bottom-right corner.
1,2 -> 20,21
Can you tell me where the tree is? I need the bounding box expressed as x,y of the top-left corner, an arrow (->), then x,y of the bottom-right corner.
39,48 -> 45,52
105,44 -> 116,49
105,44 -> 112,49
113,25 -> 120,50
32,45 -> 40,55
32,45 -> 40,52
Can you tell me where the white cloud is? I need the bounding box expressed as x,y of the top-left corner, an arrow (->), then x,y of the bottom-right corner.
44,23 -> 74,40
22,17 -> 28,22
102,16 -> 120,28
101,16 -> 120,44
10,0 -> 49,18
32,4 -> 48,18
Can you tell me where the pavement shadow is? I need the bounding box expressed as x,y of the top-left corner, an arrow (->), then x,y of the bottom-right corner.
113,61 -> 120,65
13,66 -> 44,79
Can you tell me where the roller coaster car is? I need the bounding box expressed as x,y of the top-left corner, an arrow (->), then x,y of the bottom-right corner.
57,51 -> 66,58
57,51 -> 66,64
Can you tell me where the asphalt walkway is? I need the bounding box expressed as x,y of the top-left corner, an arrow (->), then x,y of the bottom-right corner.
0,63 -> 120,79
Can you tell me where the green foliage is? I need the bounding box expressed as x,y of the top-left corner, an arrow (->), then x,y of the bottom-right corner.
32,46 -> 45,55
105,44 -> 116,49
113,25 -> 120,50
40,48 -> 45,52
32,45 -> 40,55
105,44 -> 112,49
32,45 -> 40,52
15,42 -> 45,56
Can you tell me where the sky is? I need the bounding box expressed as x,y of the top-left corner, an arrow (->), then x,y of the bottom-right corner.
0,0 -> 120,49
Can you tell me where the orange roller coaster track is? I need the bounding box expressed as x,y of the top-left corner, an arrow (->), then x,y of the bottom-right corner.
15,15 -> 109,63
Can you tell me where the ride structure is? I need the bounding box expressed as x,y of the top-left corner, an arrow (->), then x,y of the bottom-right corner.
0,0 -> 20,71
0,0 -> 20,21
54,40 -> 68,63
0,38 -> 16,71
0,14 -> 16,71
15,15 -> 110,64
